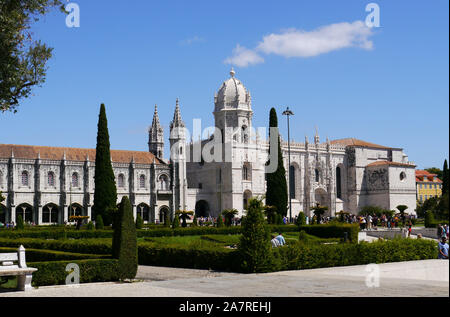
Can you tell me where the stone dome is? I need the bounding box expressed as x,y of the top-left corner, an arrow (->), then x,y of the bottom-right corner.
214,68 -> 251,112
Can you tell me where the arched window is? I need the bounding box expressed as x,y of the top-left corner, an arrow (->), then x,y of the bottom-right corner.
21,171 -> 29,186
72,172 -> 79,188
336,166 -> 342,199
159,174 -> 168,190
242,162 -> 251,181
289,165 -> 296,199
315,169 -> 320,183
48,172 -> 55,187
139,175 -> 146,189
117,174 -> 125,188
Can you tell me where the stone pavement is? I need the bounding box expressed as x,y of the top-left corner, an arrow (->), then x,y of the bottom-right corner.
0,259 -> 448,297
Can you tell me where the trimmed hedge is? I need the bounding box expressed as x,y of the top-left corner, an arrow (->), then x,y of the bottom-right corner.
136,238 -> 437,273
28,259 -> 120,287
0,225 -> 302,240
275,238 -> 437,271
0,238 -> 111,255
138,243 -> 241,272
299,223 -> 359,243
0,247 -> 109,262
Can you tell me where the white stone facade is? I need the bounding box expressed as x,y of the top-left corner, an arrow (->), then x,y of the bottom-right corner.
0,69 -> 418,224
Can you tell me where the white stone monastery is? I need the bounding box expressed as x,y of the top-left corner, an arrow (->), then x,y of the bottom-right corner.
0,69 -> 417,225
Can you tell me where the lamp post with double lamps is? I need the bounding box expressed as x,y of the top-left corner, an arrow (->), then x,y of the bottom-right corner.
282,107 -> 294,223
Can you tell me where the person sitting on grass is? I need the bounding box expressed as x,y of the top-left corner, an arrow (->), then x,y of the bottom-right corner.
275,232 -> 286,246
271,235 -> 280,248
438,237 -> 449,260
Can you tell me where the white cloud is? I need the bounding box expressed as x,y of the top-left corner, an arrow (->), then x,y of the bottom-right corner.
224,21 -> 374,67
180,36 -> 205,46
224,44 -> 264,67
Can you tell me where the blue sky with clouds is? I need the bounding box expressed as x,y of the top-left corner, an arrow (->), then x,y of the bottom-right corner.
1,0 -> 448,169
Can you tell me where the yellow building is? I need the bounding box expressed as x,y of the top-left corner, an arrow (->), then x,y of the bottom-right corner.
416,170 -> 443,203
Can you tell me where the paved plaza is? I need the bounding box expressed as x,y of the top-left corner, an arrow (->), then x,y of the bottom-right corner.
0,259 -> 448,297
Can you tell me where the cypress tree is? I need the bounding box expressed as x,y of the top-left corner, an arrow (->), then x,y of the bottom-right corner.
172,214 -> 180,229
164,212 -> 170,227
216,215 -> 224,227
112,196 -> 138,280
93,104 -> 117,226
443,159 -> 449,195
95,214 -> 104,230
135,213 -> 144,229
238,198 -> 275,273
266,108 -> 288,217
16,214 -> 24,230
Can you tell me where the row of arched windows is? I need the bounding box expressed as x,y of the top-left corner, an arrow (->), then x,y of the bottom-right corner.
16,171 -> 170,190
19,171 -> 79,187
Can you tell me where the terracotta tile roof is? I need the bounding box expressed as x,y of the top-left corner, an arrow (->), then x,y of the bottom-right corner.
0,144 -> 164,165
330,138 -> 393,149
366,160 -> 416,168
415,170 -> 442,183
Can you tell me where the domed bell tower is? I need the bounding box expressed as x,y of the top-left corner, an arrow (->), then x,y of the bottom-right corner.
213,68 -> 253,144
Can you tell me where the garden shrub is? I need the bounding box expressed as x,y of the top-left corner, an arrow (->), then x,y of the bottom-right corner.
0,238 -> 112,255
299,223 -> 359,243
112,196 -> 138,280
95,215 -> 104,230
172,214 -> 180,229
0,247 -> 108,262
238,198 -> 276,273
16,215 -> 24,230
425,210 -> 435,228
29,259 -> 120,287
135,214 -> 144,230
86,221 -> 95,231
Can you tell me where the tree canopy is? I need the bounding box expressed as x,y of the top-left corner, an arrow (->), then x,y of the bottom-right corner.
0,0 -> 65,112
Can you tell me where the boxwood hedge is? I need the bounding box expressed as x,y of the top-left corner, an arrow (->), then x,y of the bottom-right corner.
137,238 -> 437,273
28,259 -> 120,287
298,223 -> 359,243
0,247 -> 109,262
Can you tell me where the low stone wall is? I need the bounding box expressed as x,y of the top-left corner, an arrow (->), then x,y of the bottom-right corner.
366,229 -> 408,239
411,228 -> 438,239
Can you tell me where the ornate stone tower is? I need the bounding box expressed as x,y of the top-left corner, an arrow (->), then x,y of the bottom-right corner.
148,104 -> 164,158
213,68 -> 253,144
169,99 -> 187,212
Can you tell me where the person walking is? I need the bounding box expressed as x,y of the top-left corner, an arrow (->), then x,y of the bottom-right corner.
438,237 -> 449,259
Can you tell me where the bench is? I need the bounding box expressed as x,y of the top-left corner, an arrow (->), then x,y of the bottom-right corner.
0,245 -> 37,291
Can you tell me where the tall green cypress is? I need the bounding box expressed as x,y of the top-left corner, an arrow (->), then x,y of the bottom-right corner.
112,196 -> 138,280
443,159 -> 449,195
93,104 -> 117,226
265,108 -> 288,217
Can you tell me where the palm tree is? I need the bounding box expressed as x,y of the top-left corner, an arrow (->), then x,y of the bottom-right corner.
222,209 -> 239,227
176,210 -> 194,228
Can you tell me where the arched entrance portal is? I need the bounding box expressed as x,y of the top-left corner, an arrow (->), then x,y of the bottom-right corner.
159,206 -> 170,223
243,190 -> 252,210
195,200 -> 210,217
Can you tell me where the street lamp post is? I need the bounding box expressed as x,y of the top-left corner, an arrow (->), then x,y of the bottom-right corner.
282,107 -> 294,223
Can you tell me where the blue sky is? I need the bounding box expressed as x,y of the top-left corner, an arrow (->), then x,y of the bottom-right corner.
1,0 -> 448,170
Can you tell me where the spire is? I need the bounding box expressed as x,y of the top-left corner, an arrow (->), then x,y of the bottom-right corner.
170,98 -> 185,129
314,126 -> 320,145
151,104 -> 161,129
